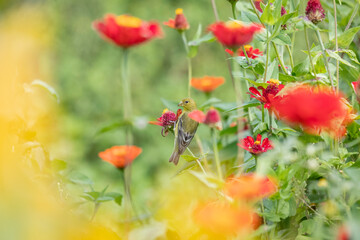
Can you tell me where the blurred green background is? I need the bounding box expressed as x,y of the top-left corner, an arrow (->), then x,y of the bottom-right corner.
2,0 -> 359,208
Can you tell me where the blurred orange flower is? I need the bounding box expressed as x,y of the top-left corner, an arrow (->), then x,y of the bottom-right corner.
93,14 -> 162,48
163,8 -> 189,31
99,145 -> 142,168
208,20 -> 262,48
193,201 -> 260,235
224,173 -> 278,201
191,76 -> 225,92
272,84 -> 355,137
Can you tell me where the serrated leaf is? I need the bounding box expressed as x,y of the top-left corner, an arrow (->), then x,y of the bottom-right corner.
272,33 -> 292,45
338,49 -> 360,65
331,26 -> 360,48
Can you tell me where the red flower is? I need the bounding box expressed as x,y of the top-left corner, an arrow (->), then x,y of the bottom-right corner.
163,8 -> 189,31
226,45 -> 263,59
305,0 -> 325,24
238,134 -> 272,154
193,201 -> 260,235
248,79 -> 284,109
224,173 -> 278,201
189,108 -> 222,129
99,145 -> 142,168
351,80 -> 360,102
337,225 -> 350,240
93,14 -> 162,48
272,84 -> 354,137
149,109 -> 182,136
208,21 -> 262,49
191,76 -> 225,92
254,0 -> 263,12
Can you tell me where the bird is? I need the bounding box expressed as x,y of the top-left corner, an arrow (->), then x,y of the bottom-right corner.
169,97 -> 199,165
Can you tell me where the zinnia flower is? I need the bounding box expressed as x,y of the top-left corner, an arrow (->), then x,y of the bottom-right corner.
305,0 -> 326,24
189,108 -> 222,130
93,14 -> 162,48
193,201 -> 260,235
226,45 -> 263,59
149,109 -> 182,136
208,20 -> 262,49
99,145 -> 142,168
224,173 -> 278,201
238,134 -> 272,154
163,8 -> 189,31
272,84 -> 354,137
191,76 -> 225,92
248,79 -> 284,109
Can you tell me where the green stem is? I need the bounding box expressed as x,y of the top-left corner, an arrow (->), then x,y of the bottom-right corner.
181,32 -> 192,97
242,45 -> 259,78
211,0 -> 220,21
285,45 -> 294,70
122,49 -> 133,145
90,202 -> 100,222
272,42 -> 288,74
231,2 -> 237,19
333,0 -> 339,92
315,29 -> 334,89
264,41 -> 270,83
268,110 -> 273,134
304,26 -> 316,76
262,105 -> 265,122
261,200 -> 269,240
211,129 -> 223,179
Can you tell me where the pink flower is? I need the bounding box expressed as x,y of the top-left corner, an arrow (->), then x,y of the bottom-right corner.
305,0 -> 325,24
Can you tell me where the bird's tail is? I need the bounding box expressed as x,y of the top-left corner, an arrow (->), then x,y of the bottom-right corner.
169,151 -> 180,165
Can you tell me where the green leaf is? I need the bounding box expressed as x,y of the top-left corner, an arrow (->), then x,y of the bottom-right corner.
161,98 -> 179,112
181,155 -> 199,162
265,60 -> 277,82
69,172 -> 94,185
50,159 -> 67,172
272,33 -> 292,45
338,49 -> 360,65
82,191 -> 100,201
213,102 -> 238,111
279,73 -> 297,82
189,170 -> 223,189
225,100 -> 261,112
298,219 -> 316,235
327,50 -> 356,68
105,192 -> 123,206
332,26 -> 360,48
30,79 -> 60,103
261,0 -> 282,25
95,120 -> 131,136
199,98 -> 222,108
188,33 -> 215,47
233,56 -> 259,68
244,78 -> 268,88
253,122 -> 268,133
293,57 -> 310,76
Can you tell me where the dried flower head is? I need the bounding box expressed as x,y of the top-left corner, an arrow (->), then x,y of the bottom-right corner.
305,0 -> 326,24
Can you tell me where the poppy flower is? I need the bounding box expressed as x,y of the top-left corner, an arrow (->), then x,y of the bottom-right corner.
93,14 -> 162,48
208,20 -> 262,49
248,79 -> 284,109
193,201 -> 260,235
224,173 -> 278,201
305,0 -> 325,24
238,134 -> 272,154
272,84 -> 355,137
99,145 -> 142,168
226,45 -> 263,59
188,108 -> 222,129
149,109 -> 182,136
191,76 -> 225,92
163,8 -> 189,31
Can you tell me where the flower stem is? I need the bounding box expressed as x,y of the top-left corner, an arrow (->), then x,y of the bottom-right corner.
211,129 -> 223,180
304,26 -> 316,76
272,42 -> 288,74
90,202 -> 100,222
181,32 -> 192,97
333,0 -> 339,92
315,29 -> 334,89
122,49 -> 133,145
195,135 -> 210,171
231,2 -> 237,19
211,0 -> 220,21
242,45 -> 259,78
285,45 -> 294,70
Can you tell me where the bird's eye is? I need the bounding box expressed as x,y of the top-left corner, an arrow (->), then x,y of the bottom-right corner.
185,101 -> 189,104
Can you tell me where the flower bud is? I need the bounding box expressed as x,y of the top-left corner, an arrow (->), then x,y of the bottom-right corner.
174,8 -> 189,31
305,0 -> 325,24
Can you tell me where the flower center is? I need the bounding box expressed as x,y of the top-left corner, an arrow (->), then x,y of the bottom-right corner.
269,79 -> 280,85
201,79 -> 213,87
175,8 -> 183,15
244,45 -> 252,52
225,20 -> 243,29
116,15 -> 142,28
113,148 -> 127,156
254,140 -> 261,145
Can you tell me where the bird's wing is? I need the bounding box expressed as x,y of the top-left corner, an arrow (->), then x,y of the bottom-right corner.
177,114 -> 198,154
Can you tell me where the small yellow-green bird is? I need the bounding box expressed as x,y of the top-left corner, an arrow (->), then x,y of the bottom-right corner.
169,97 -> 199,165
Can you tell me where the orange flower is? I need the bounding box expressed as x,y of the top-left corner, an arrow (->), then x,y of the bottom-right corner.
208,20 -> 262,48
191,76 -> 225,92
93,14 -> 162,48
163,8 -> 189,31
272,84 -> 355,137
224,173 -> 278,201
193,201 -> 260,235
99,145 -> 142,168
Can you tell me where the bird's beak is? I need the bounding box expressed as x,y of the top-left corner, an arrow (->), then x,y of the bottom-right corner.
178,101 -> 183,107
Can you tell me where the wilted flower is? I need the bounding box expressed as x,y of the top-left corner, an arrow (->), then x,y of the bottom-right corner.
99,145 -> 142,168
149,109 -> 182,136
191,76 -> 225,92
193,201 -> 260,235
238,134 -> 272,154
226,45 -> 263,59
224,173 -> 278,200
208,20 -> 262,49
163,8 -> 189,31
248,79 -> 284,109
305,0 -> 326,24
189,108 -> 222,129
272,84 -> 355,137
93,14 -> 162,48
